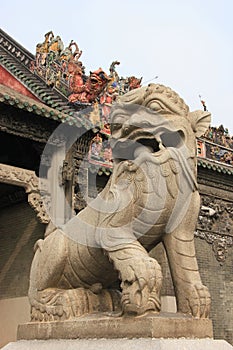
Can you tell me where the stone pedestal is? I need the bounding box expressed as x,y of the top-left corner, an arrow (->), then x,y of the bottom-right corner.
1,313 -> 233,349
17,312 -> 213,340
2,339 -> 233,350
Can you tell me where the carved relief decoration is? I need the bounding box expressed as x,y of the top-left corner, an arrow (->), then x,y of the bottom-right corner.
32,32 -> 142,105
0,163 -> 49,223
0,107 -> 53,143
198,174 -> 233,192
73,187 -> 86,212
196,195 -> 233,264
0,107 -> 67,146
61,133 -> 93,211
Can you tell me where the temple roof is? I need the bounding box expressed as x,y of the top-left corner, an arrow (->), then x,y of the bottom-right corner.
197,157 -> 233,175
0,28 -> 78,115
1,28 -> 232,175
0,83 -> 92,129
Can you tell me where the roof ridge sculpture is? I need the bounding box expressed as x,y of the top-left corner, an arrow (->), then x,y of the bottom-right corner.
0,29 -> 77,115
31,31 -> 143,107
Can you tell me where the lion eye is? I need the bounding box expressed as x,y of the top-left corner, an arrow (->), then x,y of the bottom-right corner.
148,102 -> 168,114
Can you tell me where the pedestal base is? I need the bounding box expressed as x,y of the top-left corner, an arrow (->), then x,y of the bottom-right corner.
5,312 -> 231,350
17,312 -> 213,340
2,339 -> 233,350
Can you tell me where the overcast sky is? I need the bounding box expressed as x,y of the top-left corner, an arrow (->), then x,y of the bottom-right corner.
2,0 -> 233,133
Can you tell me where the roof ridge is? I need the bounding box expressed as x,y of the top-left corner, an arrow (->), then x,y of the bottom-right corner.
0,28 -> 34,60
0,29 -> 79,115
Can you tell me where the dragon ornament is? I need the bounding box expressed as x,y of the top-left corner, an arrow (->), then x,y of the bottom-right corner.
68,67 -> 110,104
29,84 -> 211,321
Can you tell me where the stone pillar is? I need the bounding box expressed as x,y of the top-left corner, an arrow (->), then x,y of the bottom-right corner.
47,143 -> 66,227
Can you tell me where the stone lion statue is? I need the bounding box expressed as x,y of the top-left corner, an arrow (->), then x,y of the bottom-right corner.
29,84 -> 211,321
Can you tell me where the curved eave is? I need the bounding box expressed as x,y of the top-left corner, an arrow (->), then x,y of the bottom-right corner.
197,157 -> 233,175
0,84 -> 93,129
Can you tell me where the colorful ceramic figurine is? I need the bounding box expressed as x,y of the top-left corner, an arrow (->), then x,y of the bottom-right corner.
33,33 -> 142,105
68,68 -> 110,104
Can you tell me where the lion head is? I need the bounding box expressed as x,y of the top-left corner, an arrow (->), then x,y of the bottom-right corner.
110,84 -> 211,166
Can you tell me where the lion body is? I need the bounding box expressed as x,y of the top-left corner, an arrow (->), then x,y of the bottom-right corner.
29,84 -> 211,320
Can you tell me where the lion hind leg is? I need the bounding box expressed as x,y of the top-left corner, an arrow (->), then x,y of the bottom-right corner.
29,228 -> 121,321
30,287 -> 88,321
30,287 -> 122,321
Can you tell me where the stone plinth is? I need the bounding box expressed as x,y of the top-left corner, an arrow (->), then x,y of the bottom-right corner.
2,339 -> 233,350
17,312 -> 213,340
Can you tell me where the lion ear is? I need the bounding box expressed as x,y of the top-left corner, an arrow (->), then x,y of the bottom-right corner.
188,110 -> 211,137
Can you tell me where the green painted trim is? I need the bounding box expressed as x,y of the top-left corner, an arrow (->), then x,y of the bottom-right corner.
197,158 -> 233,175
0,89 -> 93,129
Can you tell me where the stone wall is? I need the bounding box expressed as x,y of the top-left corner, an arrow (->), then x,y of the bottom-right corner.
0,297 -> 30,348
0,201 -> 45,347
195,173 -> 233,345
195,237 -> 233,344
0,201 -> 45,298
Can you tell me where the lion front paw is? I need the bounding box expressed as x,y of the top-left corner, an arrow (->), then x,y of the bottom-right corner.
116,256 -> 163,315
176,283 -> 211,318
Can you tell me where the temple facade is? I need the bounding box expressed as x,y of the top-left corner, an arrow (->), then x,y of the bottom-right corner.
0,28 -> 232,347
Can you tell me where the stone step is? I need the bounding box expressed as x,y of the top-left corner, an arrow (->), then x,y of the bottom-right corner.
2,338 -> 233,350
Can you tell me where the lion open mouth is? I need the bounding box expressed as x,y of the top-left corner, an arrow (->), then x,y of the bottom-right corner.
111,130 -> 162,162
111,128 -> 185,163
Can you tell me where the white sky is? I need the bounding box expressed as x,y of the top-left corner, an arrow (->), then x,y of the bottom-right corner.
2,0 -> 233,133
